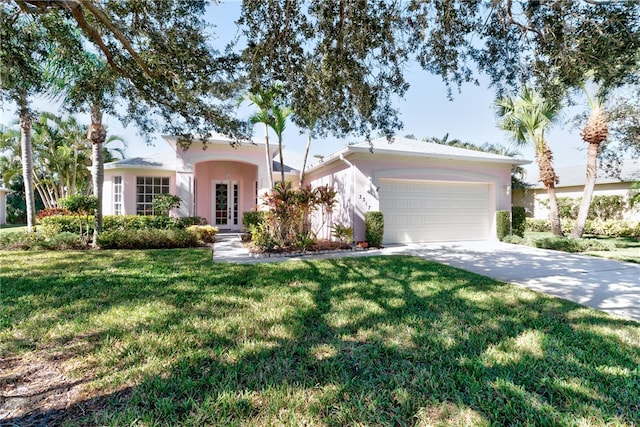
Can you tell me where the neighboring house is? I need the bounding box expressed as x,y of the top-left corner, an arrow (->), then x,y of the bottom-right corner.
103,135 -> 529,244
0,187 -> 10,225
512,159 -> 640,222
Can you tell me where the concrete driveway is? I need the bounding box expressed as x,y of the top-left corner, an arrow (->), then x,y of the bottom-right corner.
384,241 -> 640,323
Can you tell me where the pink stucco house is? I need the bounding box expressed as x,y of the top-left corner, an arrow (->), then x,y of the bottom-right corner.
103,135 -> 529,244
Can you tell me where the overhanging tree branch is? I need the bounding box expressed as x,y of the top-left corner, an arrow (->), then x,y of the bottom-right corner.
78,0 -> 151,77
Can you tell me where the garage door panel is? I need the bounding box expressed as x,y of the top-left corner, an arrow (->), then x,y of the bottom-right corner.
380,180 -> 490,244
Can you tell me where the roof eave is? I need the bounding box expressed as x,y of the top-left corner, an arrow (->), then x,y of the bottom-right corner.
346,145 -> 532,166
104,164 -> 175,171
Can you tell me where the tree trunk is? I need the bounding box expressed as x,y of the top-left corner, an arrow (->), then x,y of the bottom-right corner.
19,100 -> 36,232
263,123 -> 273,190
571,142 -> 599,238
278,136 -> 285,186
89,106 -> 106,246
547,183 -> 563,236
299,127 -> 313,187
536,143 -> 563,236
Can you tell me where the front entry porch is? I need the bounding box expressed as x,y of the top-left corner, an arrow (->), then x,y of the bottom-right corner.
193,160 -> 259,230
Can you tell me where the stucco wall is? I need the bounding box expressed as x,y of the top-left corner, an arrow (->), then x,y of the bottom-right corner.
527,182 -> 639,222
103,169 -> 177,216
0,189 -> 9,225
306,152 -> 514,242
194,161 -> 258,226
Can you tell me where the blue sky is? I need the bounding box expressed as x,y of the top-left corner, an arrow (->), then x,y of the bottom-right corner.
1,0 -> 593,180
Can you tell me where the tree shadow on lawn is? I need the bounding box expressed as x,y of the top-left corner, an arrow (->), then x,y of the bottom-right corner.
2,254 -> 639,425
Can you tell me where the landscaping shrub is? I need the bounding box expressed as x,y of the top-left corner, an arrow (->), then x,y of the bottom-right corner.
36,207 -> 71,220
257,184 -> 336,250
589,195 -> 626,221
525,218 -> 550,232
585,219 -> 640,238
43,214 -> 207,234
512,206 -> 526,237
242,210 -> 266,232
151,194 -> 182,216
251,222 -> 276,251
496,210 -> 511,241
332,223 -> 353,243
41,215 -> 88,235
60,195 -> 98,214
0,231 -> 39,250
501,234 -> 526,245
187,225 -> 218,243
40,232 -> 85,250
97,229 -> 198,249
365,211 -> 384,247
532,236 -> 585,253
0,231 -> 85,250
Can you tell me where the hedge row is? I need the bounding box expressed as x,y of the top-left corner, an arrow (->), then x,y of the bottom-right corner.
0,231 -> 86,251
525,218 -> 639,238
40,215 -> 206,235
96,229 -> 199,249
502,235 -> 617,253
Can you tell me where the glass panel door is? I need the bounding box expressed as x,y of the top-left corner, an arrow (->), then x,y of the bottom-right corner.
213,181 -> 239,229
215,183 -> 228,226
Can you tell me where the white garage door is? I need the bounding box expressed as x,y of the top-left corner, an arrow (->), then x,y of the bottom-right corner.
379,179 -> 491,243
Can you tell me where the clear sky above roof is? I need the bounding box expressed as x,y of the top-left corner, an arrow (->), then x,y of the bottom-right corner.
0,0 -> 597,181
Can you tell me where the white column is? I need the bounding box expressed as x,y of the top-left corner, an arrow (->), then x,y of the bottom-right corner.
176,171 -> 194,217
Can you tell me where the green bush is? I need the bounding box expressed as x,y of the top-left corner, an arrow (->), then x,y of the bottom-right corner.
151,194 -> 182,216
0,231 -> 86,250
41,232 -> 85,250
42,215 -> 206,234
332,223 -> 353,243
501,234 -> 527,245
585,219 -> 640,238
41,215 -> 88,234
526,217 -> 639,238
512,206 -> 526,238
590,195 -> 626,221
496,210 -> 511,241
187,225 -> 218,243
251,222 -> 276,251
532,236 -> 585,253
243,210 -> 266,232
0,231 -> 39,250
365,211 -> 384,248
525,218 -> 550,232
60,195 -> 98,214
97,229 -> 199,249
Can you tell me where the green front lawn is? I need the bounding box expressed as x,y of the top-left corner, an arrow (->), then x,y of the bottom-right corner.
2,250 -> 639,426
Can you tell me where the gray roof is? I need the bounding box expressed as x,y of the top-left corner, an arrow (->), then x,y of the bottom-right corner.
351,137 -> 530,163
529,158 -> 640,188
104,149 -> 303,173
273,149 -> 305,173
307,137 -> 530,172
104,152 -> 176,171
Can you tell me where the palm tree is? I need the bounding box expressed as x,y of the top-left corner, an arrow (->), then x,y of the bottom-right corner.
299,118 -> 316,187
496,87 -> 564,236
239,85 -> 282,190
271,103 -> 293,186
570,89 -> 609,238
